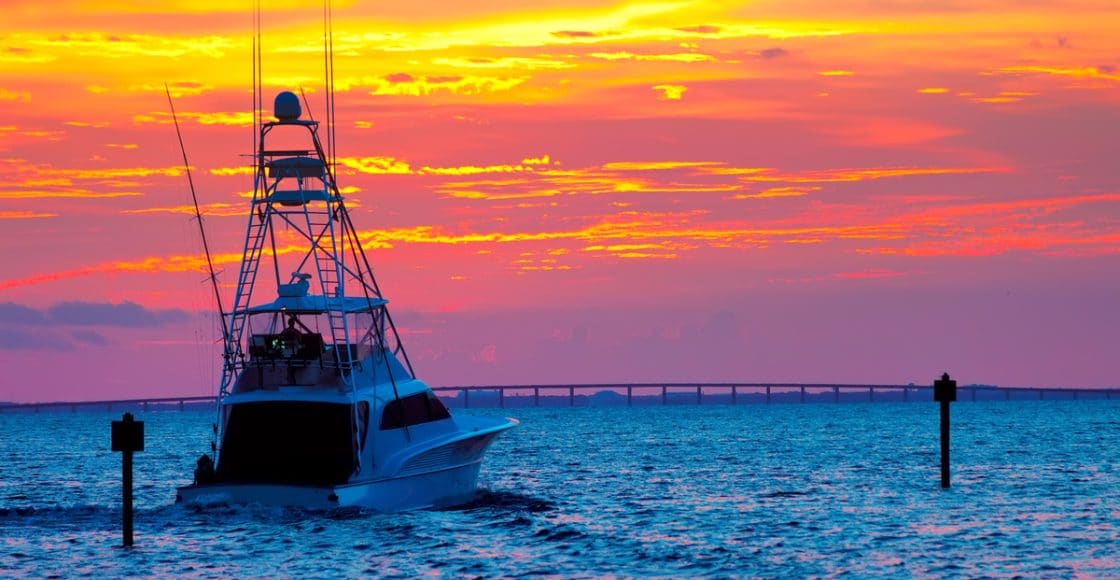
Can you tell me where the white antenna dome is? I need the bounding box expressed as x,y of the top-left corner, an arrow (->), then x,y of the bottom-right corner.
274,91 -> 301,121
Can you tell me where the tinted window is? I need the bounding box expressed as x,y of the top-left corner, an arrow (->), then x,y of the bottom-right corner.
380,391 -> 451,430
217,401 -> 355,485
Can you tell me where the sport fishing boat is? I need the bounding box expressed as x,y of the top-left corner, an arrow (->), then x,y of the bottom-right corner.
176,92 -> 516,510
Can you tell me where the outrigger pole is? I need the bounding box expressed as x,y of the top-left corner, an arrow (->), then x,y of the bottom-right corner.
164,84 -> 231,347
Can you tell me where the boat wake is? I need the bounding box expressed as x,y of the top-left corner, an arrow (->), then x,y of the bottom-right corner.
440,488 -> 554,514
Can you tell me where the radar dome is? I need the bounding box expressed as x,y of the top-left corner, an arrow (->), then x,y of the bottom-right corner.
274,91 -> 302,122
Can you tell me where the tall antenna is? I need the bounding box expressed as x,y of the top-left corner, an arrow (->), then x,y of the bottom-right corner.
251,0 -> 257,169
164,84 -> 231,347
322,0 -> 337,173
255,0 -> 263,147
329,0 -> 337,173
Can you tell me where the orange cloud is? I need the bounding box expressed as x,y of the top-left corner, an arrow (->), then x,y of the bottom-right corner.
120,202 -> 243,217
0,188 -> 143,199
0,210 -> 57,219
833,269 -> 906,280
732,186 -> 820,199
1000,65 -> 1120,84
0,88 -> 31,102
737,166 -> 1008,183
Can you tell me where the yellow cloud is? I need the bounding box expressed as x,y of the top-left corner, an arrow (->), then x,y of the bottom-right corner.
589,51 -> 716,62
431,56 -> 575,70
419,164 -> 537,176
520,155 -> 552,165
652,84 -> 686,100
602,161 -> 722,171
366,74 -> 528,97
27,32 -> 233,59
337,156 -> 413,175
133,111 -> 253,126
209,166 -> 254,176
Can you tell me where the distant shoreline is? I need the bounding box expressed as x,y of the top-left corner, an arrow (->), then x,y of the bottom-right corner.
2,383 -> 1115,412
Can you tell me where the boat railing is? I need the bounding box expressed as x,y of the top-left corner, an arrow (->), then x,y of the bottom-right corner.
232,338 -> 373,390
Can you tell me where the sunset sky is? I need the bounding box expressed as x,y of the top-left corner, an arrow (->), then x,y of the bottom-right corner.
1,0 -> 1118,402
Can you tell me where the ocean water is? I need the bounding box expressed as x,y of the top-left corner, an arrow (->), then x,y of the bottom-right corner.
1,401 -> 1117,576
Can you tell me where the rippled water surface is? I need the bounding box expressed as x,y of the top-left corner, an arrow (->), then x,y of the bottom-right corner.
2,402 -> 1118,576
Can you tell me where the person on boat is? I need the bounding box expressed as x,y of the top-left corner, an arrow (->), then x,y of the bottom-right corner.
278,315 -> 302,358
194,454 -> 215,485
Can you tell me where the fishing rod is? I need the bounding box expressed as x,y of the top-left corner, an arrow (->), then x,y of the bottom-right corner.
164,84 -> 232,349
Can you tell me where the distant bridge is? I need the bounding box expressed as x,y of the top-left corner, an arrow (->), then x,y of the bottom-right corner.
1,383 -> 1116,413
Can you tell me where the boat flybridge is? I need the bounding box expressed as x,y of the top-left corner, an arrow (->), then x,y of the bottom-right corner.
176,92 -> 516,510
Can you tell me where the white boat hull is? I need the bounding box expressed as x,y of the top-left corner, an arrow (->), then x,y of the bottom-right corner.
177,461 -> 485,511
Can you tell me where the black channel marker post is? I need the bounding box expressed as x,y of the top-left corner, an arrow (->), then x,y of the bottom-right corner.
933,373 -> 957,489
111,412 -> 144,546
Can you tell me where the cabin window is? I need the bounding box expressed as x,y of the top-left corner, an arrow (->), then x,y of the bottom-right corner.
380,392 -> 451,430
216,401 -> 355,485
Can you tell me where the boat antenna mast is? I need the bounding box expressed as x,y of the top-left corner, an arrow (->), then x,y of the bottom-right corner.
164,84 -> 232,351
166,84 -> 231,455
